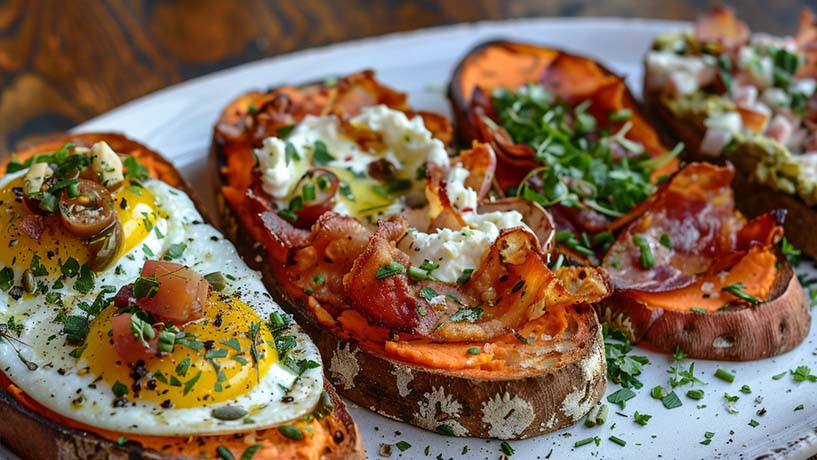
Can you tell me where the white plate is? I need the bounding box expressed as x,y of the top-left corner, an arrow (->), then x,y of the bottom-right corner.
2,17 -> 817,460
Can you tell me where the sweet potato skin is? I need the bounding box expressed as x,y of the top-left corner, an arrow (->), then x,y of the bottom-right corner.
0,133 -> 364,460
599,244 -> 810,361
210,72 -> 608,439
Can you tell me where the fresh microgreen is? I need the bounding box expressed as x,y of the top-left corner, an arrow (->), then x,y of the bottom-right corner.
493,85 -> 678,218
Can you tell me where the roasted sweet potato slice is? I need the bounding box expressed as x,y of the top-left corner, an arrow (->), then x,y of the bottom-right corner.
1,134 -> 364,460
211,70 -> 611,438
448,40 -> 679,235
599,163 -> 810,360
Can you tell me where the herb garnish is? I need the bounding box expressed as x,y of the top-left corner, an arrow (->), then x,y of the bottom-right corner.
492,85 -> 679,217
602,322 -> 649,389
721,282 -> 759,304
375,261 -> 405,280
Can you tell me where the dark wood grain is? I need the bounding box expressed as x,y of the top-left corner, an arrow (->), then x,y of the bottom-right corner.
0,0 -> 813,155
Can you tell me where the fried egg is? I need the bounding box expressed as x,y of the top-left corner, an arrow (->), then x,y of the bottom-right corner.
0,157 -> 323,436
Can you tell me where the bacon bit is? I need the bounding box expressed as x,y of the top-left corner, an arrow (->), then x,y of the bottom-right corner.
18,214 -> 45,240
694,6 -> 750,51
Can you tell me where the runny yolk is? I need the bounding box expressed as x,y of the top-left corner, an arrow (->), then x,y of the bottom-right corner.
0,176 -> 158,274
83,294 -> 277,408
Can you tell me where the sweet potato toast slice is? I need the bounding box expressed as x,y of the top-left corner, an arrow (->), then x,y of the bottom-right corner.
448,40 -> 680,237
599,163 -> 810,360
0,133 -> 363,460
211,70 -> 610,438
642,7 -> 817,259
448,41 -> 809,360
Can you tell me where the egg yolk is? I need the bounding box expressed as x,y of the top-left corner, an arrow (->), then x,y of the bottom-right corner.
84,293 -> 277,408
0,176 -> 157,274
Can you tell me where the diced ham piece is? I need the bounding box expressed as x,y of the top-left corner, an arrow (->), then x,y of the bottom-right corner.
766,115 -> 794,144
137,260 -> 210,325
111,312 -> 159,362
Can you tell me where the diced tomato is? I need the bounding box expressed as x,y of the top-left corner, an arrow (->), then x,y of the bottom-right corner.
111,312 -> 158,362
137,260 -> 209,324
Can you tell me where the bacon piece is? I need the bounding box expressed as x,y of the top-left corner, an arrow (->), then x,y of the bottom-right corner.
346,217 -> 609,341
285,212 -> 372,309
137,260 -> 209,325
602,163 -> 785,294
694,6 -> 750,51
343,216 -> 430,331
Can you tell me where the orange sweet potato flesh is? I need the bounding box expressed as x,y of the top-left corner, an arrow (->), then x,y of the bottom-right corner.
1,372 -> 341,460
448,41 -> 679,233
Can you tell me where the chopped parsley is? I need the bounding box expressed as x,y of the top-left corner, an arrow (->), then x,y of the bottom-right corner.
163,242 -> 187,260
602,322 -> 649,389
311,140 -> 335,165
633,411 -> 652,426
419,287 -> 438,302
791,365 -> 817,382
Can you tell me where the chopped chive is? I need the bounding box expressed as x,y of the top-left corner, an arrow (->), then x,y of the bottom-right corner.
216,445 -> 235,460
609,435 -> 626,447
574,437 -> 597,448
714,368 -> 735,383
686,389 -> 705,400
302,183 -> 316,202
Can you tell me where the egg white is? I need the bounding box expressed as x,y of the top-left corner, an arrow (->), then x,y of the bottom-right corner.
0,173 -> 324,436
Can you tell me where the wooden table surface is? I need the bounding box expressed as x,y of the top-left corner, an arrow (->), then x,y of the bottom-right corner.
0,0 -> 813,155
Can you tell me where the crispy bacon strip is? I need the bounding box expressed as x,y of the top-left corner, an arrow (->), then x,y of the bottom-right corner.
343,216 -> 433,331
602,163 -> 785,296
285,212 -> 372,308
344,217 -> 609,341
